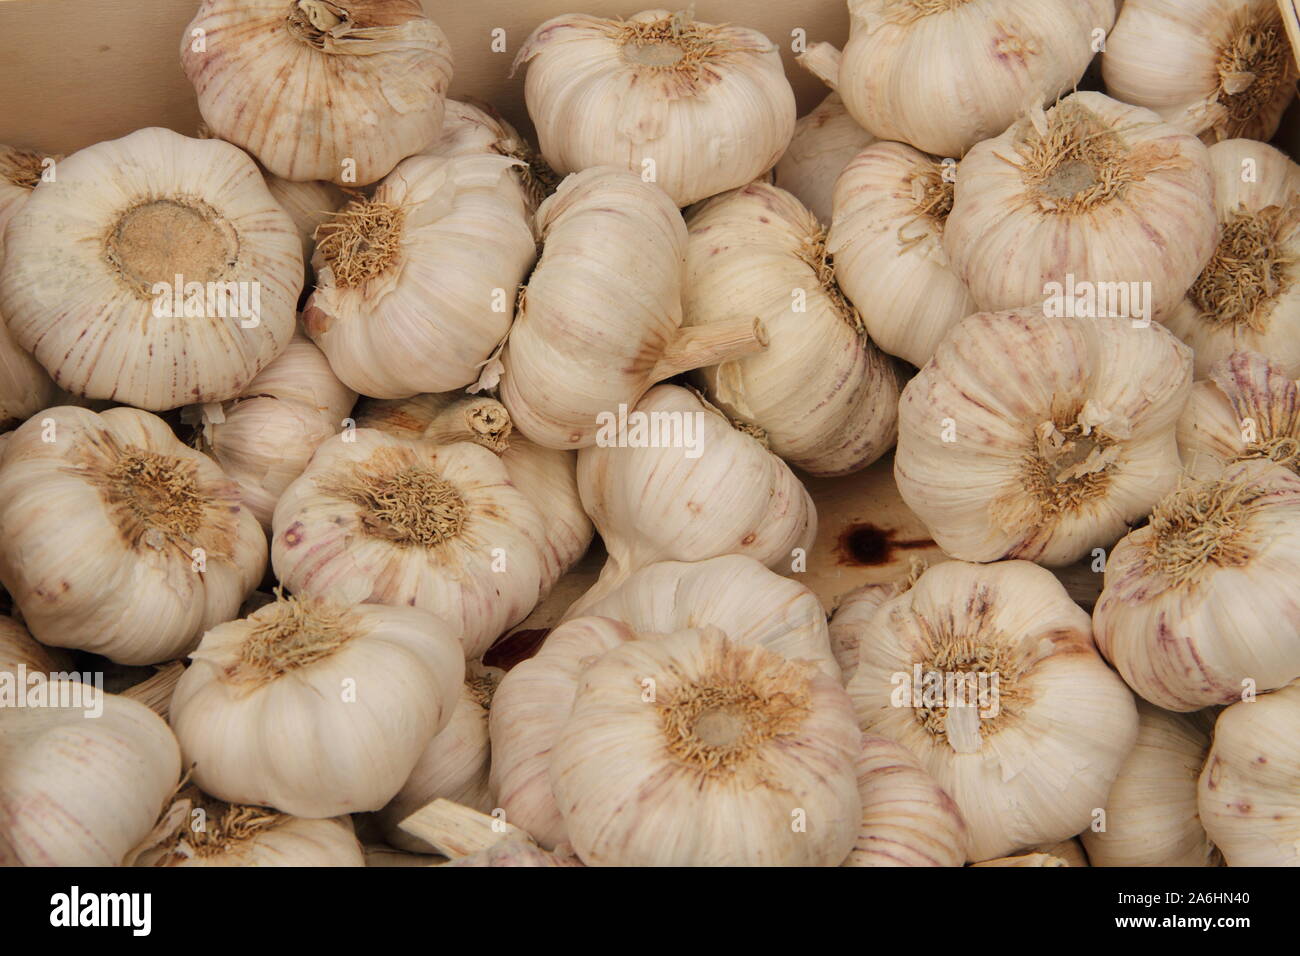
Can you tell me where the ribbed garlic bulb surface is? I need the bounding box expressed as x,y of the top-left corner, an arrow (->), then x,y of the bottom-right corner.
1104,0 -> 1298,143
1162,140 -> 1300,378
264,175 -> 347,269
1094,459 -> 1300,711
828,584 -> 895,683
170,596 -> 464,818
182,0 -> 453,185
515,8 -> 796,207
304,152 -> 536,398
0,684 -> 181,866
0,615 -> 70,675
895,311 -> 1192,566
422,98 -> 557,212
773,93 -> 875,227
0,406 -> 266,665
944,92 -> 1218,322
846,560 -> 1140,862
0,128 -> 302,410
683,182 -> 900,475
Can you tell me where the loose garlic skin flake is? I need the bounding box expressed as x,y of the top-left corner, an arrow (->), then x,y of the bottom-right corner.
944,93 -> 1218,323
1094,460 -> 1300,711
170,597 -> 464,818
182,0 -> 454,186
0,407 -> 266,665
515,9 -> 796,208
1199,682 -> 1300,866
846,560 -> 1140,862
1162,140 -> 1300,379
773,93 -> 876,227
895,311 -> 1192,566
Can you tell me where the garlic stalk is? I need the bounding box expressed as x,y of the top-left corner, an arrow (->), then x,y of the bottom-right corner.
1032,838 -> 1091,867
773,93 -> 875,227
422,98 -> 558,212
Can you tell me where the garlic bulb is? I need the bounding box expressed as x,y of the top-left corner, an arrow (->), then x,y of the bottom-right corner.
571,385 -> 816,611
379,661 -> 503,854
825,0 -> 1116,158
423,98 -> 557,211
264,175 -> 347,268
844,735 -> 969,867
0,683 -> 181,866
1177,350 -> 1300,479
190,331 -> 357,529
944,92 -> 1218,323
0,406 -> 266,665
1199,681 -> 1300,865
500,166 -> 765,450
895,310 -> 1192,566
271,428 -> 547,659
1094,459 -> 1300,711
1104,0 -> 1298,143
971,853 -> 1068,867
170,595 -> 464,817
828,142 -> 977,368
0,144 -> 54,256
829,569 -> 924,683
304,152 -> 536,399
1081,701 -> 1219,867
1162,140 -> 1300,378
0,615 -> 71,675
443,840 -> 582,867
0,127 -> 302,410
515,8 -> 796,207
773,93 -> 875,227
684,182 -> 900,475
1033,838 -> 1091,867
550,626 -> 861,866
182,0 -> 453,186
846,560 -> 1139,862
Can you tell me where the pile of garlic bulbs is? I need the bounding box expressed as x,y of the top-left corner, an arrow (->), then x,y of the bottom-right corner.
4,0 -> 1300,870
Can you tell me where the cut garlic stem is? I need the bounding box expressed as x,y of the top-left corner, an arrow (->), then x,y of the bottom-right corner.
649,317 -> 769,383
398,799 -> 529,859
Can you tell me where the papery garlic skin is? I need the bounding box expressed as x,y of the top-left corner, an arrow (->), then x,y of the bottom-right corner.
136,799 -> 364,867
182,0 -> 453,186
896,311 -> 1192,566
304,152 -> 536,399
171,597 -> 464,818
1082,701 -> 1219,867
1162,140 -> 1300,379
1104,0 -> 1298,144
828,142 -> 976,368
572,385 -> 816,610
272,429 -> 547,659
422,98 -> 556,212
550,627 -> 861,866
684,183 -> 900,475
846,560 -> 1139,862
0,128 -> 302,410
1094,460 -> 1300,711
944,92 -> 1217,323
774,93 -> 875,227
0,407 -> 266,665
844,735 -> 968,867
835,0 -> 1117,158
0,684 -> 181,866
515,9 -> 795,207
1199,682 -> 1300,866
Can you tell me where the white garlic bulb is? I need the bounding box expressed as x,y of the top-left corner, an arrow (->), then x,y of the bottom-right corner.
0,614 -> 71,675
271,428 -> 547,659
0,127 -> 302,410
844,735 -> 968,867
1033,838 -> 1091,867
571,385 -> 816,611
1094,459 -> 1300,711
500,166 -> 765,450
182,0 -> 453,186
895,310 -> 1192,566
828,142 -> 976,368
1162,140 -> 1300,378
170,595 -> 464,817
0,406 -> 266,665
0,683 -> 181,866
944,92 -> 1218,323
515,8 -> 795,207
773,93 -> 875,227
304,152 -> 536,399
550,625 -> 861,866
190,331 -> 357,529
971,853 -> 1068,867
846,560 -> 1139,862
443,840 -> 582,867
422,98 -> 557,212
824,0 -> 1116,158
264,175 -> 347,269
684,182 -> 900,475
1104,0 -> 1298,143
829,570 -> 923,683
1199,681 -> 1300,865
1081,702 -> 1219,867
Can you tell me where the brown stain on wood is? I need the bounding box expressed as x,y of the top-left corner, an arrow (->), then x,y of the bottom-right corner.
836,522 -> 932,567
